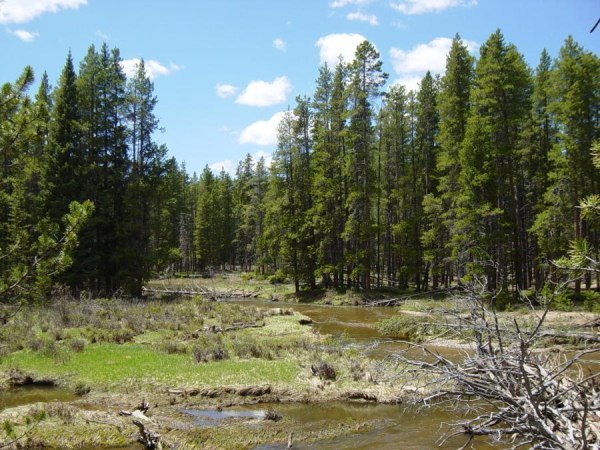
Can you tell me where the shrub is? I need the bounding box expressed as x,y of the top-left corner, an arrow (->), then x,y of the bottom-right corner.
553,292 -> 574,312
264,409 -> 282,422
74,382 -> 91,396
230,335 -> 273,360
581,290 -> 600,312
162,341 -> 188,354
311,361 -> 336,380
192,345 -> 229,363
269,270 -> 287,284
192,334 -> 229,363
43,341 -> 71,364
68,338 -> 87,353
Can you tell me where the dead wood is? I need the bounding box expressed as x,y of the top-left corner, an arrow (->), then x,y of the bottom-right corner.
395,280 -> 600,450
133,419 -> 162,450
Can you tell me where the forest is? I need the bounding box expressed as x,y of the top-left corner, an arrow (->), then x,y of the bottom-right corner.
1,29 -> 599,300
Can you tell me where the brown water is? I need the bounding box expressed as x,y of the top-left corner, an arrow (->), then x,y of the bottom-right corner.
0,386 -> 77,410
237,298 -> 468,362
182,402 -> 498,449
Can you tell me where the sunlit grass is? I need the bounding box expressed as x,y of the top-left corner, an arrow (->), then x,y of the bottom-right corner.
0,343 -> 299,389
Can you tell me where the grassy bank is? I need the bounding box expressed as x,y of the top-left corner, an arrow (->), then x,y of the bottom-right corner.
0,295 -> 408,449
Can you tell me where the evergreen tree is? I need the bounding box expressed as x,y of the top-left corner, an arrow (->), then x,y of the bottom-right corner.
311,61 -> 348,288
344,41 -> 387,290
457,30 -> 532,292
430,34 -> 474,287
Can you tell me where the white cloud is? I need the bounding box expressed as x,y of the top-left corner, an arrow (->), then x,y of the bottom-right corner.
330,0 -> 372,8
216,83 -> 238,98
8,29 -> 39,42
389,37 -> 478,92
120,59 -> 181,80
347,11 -> 379,25
273,38 -> 287,52
253,150 -> 273,169
95,29 -> 109,40
235,77 -> 292,107
0,0 -> 87,24
391,76 -> 422,93
390,0 -> 477,15
239,111 -> 286,146
210,151 -> 272,176
316,33 -> 366,67
390,37 -> 478,75
210,159 -> 235,175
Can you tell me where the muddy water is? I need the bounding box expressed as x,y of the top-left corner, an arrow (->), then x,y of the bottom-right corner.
0,386 -> 77,410
183,402 -> 498,449
227,299 -> 491,448
237,298 -> 467,362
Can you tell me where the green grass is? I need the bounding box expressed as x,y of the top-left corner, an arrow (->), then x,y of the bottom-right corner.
0,342 -> 299,389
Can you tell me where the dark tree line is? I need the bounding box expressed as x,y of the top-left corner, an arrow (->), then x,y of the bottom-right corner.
191,32 -> 599,295
1,31 -> 598,300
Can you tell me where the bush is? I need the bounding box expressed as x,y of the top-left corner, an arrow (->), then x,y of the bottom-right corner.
192,345 -> 229,363
311,361 -> 336,380
74,382 -> 90,396
269,270 -> 287,284
162,341 -> 188,354
68,338 -> 87,353
230,335 -> 273,360
43,341 -> 71,364
553,292 -> 574,312
192,334 -> 229,363
581,290 -> 600,312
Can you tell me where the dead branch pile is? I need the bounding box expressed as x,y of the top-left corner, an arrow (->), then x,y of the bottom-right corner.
396,284 -> 600,450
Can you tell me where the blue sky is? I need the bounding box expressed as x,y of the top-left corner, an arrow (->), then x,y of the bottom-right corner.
1,0 -> 598,176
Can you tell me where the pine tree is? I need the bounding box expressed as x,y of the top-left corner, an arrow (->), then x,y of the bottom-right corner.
434,34 -> 475,286
344,41 -> 387,290
458,30 -> 532,292
532,38 -> 600,292
311,61 -> 348,288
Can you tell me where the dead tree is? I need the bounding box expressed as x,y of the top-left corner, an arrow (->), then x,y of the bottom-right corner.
395,279 -> 600,449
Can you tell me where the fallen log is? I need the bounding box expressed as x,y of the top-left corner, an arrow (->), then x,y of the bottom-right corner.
366,298 -> 406,306
224,321 -> 265,332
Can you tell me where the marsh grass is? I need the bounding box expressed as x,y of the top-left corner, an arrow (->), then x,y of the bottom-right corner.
0,342 -> 300,388
0,296 -> 321,392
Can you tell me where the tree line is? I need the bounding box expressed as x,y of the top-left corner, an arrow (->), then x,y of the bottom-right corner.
192,31 -> 599,295
1,30 -> 598,300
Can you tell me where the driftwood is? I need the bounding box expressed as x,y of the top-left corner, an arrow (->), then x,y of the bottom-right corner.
133,420 -> 162,450
201,321 -> 265,334
121,400 -> 161,450
367,298 -> 406,306
396,281 -> 600,450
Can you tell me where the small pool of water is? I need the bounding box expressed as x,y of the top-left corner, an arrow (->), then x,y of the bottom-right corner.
183,407 -> 266,427
0,386 -> 77,410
